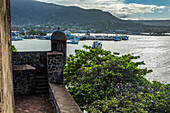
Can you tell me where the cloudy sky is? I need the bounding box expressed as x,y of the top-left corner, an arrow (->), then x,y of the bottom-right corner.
36,0 -> 170,20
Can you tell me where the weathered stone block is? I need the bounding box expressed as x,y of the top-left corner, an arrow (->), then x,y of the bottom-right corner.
47,52 -> 63,84
13,65 -> 36,95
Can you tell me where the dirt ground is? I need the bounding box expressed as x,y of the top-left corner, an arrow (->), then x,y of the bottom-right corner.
15,94 -> 54,113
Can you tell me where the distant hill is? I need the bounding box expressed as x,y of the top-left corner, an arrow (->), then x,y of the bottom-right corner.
11,0 -> 170,31
133,20 -> 170,26
11,0 -> 123,25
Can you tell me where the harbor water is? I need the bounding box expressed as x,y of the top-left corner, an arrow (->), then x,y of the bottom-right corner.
12,34 -> 170,84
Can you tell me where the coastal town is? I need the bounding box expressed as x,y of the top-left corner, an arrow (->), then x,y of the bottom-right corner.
12,22 -> 170,35
11,22 -> 170,43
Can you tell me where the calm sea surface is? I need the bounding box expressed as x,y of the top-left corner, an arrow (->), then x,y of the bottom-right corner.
12,34 -> 170,84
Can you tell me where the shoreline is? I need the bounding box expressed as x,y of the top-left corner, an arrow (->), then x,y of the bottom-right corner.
68,33 -> 170,37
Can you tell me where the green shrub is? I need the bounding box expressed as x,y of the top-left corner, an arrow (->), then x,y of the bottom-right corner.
85,82 -> 170,113
64,45 -> 170,112
12,45 -> 17,52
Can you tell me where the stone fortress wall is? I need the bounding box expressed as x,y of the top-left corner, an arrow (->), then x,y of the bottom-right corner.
11,31 -> 82,112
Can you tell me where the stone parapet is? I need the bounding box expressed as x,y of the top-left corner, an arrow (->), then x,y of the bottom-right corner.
12,52 -> 48,75
49,83 -> 82,113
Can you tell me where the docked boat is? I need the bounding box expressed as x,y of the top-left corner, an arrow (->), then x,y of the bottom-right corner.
11,37 -> 18,41
37,37 -> 46,40
70,37 -> 80,41
44,36 -> 51,40
69,35 -> 81,41
37,36 -> 51,40
95,35 -> 105,40
11,37 -> 23,41
24,35 -> 34,39
120,36 -> 129,40
67,40 -> 79,44
114,36 -> 122,41
67,36 -> 79,44
17,37 -> 23,40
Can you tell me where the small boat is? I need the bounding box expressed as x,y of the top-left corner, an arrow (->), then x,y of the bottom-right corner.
11,37 -> 23,41
92,41 -> 102,49
120,36 -> 129,40
17,37 -> 23,40
36,36 -> 51,40
44,36 -> 51,40
11,37 -> 18,41
67,40 -> 79,44
37,37 -> 46,40
114,36 -> 121,41
70,37 -> 80,41
95,35 -> 105,40
69,35 -> 81,41
24,35 -> 34,39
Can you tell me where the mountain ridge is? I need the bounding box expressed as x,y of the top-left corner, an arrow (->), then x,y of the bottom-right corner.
11,0 -> 124,25
11,0 -> 170,28
133,20 -> 170,26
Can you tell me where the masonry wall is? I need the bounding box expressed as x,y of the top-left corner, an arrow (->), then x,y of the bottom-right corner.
11,31 -> 82,112
12,52 -> 49,94
47,52 -> 63,84
13,69 -> 36,94
12,52 -> 48,74
12,51 -> 64,95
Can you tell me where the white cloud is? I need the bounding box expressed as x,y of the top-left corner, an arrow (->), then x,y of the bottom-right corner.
158,11 -> 163,13
117,3 -> 165,14
36,0 -> 166,18
124,17 -> 170,20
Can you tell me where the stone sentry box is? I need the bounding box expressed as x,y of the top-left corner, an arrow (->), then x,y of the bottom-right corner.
51,30 -> 67,65
48,31 -> 82,112
48,30 -> 67,84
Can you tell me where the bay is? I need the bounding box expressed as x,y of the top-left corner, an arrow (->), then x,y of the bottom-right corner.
12,34 -> 170,84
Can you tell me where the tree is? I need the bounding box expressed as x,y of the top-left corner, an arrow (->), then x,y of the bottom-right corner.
64,45 -> 170,112
28,29 -> 46,36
